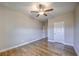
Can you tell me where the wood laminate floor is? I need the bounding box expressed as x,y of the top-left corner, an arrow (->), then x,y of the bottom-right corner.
0,38 -> 77,56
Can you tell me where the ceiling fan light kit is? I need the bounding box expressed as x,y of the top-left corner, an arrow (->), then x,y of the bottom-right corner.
39,12 -> 44,15
31,3 -> 54,17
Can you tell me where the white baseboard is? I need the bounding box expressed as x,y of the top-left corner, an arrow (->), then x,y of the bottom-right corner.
49,40 -> 79,55
48,40 -> 73,46
48,40 -> 55,42
64,42 -> 73,46
42,36 -> 48,38
0,37 -> 43,53
74,46 -> 79,56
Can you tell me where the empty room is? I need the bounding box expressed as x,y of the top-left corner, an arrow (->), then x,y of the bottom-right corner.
0,2 -> 79,56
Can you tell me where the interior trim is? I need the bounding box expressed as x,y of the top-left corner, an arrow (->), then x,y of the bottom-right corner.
0,37 -> 43,53
48,40 -> 73,46
74,46 -> 79,56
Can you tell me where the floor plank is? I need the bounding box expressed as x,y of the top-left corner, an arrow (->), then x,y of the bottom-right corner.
0,38 -> 77,56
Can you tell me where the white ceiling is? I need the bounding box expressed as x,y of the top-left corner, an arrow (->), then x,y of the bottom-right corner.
0,2 -> 78,21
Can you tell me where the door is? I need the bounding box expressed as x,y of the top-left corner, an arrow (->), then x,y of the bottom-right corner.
54,21 -> 64,44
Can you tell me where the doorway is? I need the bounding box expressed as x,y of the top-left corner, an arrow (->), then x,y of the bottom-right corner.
54,21 -> 64,44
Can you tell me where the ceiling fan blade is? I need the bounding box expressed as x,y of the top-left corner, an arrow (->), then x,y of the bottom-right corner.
39,4 -> 42,9
43,13 -> 47,16
38,4 -> 45,9
45,9 -> 53,12
31,11 -> 38,13
36,14 -> 40,17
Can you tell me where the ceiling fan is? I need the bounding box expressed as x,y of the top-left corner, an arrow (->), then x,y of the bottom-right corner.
31,4 -> 54,17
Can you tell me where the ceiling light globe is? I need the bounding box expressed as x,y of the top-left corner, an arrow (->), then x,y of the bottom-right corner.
39,12 -> 44,15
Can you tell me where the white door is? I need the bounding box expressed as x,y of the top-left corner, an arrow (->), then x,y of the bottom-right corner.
54,22 -> 64,44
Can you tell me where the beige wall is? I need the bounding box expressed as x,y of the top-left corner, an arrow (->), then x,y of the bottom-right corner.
0,6 -> 43,51
74,5 -> 79,55
48,12 -> 74,46
42,21 -> 48,38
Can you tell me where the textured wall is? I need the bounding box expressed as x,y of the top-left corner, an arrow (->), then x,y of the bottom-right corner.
42,21 -> 48,38
0,6 -> 43,51
48,12 -> 74,46
74,5 -> 79,55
